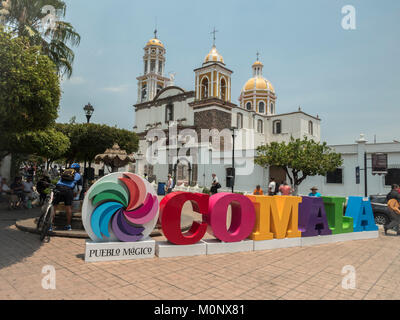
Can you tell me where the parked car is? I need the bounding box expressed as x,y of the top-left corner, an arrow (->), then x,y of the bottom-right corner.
370,194 -> 392,226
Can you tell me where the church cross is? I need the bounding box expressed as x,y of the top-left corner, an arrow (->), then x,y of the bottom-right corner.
211,27 -> 218,46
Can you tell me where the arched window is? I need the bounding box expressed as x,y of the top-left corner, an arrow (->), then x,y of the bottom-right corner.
246,102 -> 252,111
270,102 -> 275,114
165,104 -> 174,122
150,59 -> 156,72
144,61 -> 148,74
220,78 -> 227,101
237,113 -> 243,129
308,121 -> 314,135
257,119 -> 263,133
158,62 -> 163,75
201,78 -> 209,99
141,84 -> 147,101
258,101 -> 265,114
273,120 -> 282,134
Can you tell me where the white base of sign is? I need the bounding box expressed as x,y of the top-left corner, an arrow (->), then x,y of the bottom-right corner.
205,239 -> 254,255
253,237 -> 302,251
156,241 -> 207,258
85,239 -> 156,263
301,234 -> 340,246
301,230 -> 379,247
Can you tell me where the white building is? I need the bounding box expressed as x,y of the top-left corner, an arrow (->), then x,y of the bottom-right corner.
133,33 -> 321,190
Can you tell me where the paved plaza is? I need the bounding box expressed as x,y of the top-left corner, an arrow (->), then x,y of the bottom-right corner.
1,206 -> 400,300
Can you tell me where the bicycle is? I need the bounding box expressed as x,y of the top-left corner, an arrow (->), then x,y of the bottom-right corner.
36,184 -> 58,242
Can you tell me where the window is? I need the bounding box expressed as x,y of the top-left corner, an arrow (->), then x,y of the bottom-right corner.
237,113 -> 243,129
257,119 -> 263,133
141,84 -> 147,101
258,101 -> 265,114
220,78 -> 227,101
273,120 -> 281,134
201,78 -> 209,99
158,63 -> 163,75
150,59 -> 156,72
326,168 -> 343,184
165,104 -> 174,122
308,121 -> 314,135
385,169 -> 400,186
144,61 -> 148,74
246,102 -> 252,111
270,103 -> 275,114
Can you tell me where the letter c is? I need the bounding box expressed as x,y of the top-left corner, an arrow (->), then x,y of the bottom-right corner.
160,192 -> 209,245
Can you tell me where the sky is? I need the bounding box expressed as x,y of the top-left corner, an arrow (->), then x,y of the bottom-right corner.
59,0 -> 400,145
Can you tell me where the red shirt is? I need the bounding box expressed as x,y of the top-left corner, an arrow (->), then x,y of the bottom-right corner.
279,185 -> 292,195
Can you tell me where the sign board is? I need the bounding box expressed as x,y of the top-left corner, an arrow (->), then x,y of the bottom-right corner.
372,153 -> 388,174
355,166 -> 360,184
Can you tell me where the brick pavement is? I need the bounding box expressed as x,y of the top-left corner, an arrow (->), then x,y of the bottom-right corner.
1,206 -> 400,300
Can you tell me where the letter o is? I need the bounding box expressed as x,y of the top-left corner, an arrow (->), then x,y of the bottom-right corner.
205,193 -> 256,242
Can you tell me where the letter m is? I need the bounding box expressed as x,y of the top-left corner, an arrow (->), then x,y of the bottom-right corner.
269,196 -> 302,239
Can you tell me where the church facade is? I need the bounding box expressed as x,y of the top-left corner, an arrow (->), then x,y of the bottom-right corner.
133,33 -> 321,192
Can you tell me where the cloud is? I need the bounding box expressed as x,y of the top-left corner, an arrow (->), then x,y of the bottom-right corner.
102,84 -> 132,93
62,76 -> 86,85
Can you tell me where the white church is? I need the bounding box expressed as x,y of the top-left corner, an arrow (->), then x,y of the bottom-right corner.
133,31 -> 323,193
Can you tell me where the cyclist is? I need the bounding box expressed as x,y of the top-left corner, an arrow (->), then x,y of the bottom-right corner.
51,163 -> 82,231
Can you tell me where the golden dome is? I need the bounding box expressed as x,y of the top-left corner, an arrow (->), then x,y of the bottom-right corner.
204,46 -> 224,64
252,60 -> 263,67
146,38 -> 165,48
243,77 -> 275,93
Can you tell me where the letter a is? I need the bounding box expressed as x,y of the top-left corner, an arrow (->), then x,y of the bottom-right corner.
298,197 -> 332,237
345,197 -> 378,232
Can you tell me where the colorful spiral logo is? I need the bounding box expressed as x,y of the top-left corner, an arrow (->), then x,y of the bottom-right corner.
82,173 -> 159,243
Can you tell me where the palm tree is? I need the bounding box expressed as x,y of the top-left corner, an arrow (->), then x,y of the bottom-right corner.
0,0 -> 80,78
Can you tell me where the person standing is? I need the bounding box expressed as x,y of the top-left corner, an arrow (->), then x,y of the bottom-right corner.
268,178 -> 276,196
279,181 -> 293,196
37,173 -> 51,206
22,176 -> 34,208
166,174 -> 174,194
253,185 -> 264,195
308,187 -> 322,197
210,173 -> 221,195
52,163 -> 82,231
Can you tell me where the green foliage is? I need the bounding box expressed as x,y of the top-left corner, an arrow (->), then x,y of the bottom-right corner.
255,137 -> 343,189
0,27 -> 61,162
202,187 -> 210,194
55,123 -> 139,163
1,0 -> 80,78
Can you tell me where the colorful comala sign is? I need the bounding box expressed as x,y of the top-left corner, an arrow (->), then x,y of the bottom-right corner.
83,173 -> 378,251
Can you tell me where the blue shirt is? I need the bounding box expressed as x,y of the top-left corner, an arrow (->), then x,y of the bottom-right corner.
308,192 -> 322,197
57,172 -> 82,190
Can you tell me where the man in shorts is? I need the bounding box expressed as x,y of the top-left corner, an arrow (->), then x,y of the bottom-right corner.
51,163 -> 82,231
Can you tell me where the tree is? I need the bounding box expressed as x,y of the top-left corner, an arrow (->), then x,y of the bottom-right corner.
255,137 -> 343,194
55,123 -> 139,164
0,26 -> 61,160
0,0 -> 80,78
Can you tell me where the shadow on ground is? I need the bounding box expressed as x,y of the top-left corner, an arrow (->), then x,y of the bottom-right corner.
0,203 -> 43,269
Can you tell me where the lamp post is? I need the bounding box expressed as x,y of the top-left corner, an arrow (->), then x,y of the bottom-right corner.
83,102 -> 94,124
83,103 -> 94,186
231,126 -> 237,193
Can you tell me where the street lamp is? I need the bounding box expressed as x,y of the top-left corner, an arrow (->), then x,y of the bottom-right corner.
230,126 -> 237,193
83,103 -> 94,188
83,102 -> 94,124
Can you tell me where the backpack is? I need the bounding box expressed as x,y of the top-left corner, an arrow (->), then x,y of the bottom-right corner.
61,169 -> 75,182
